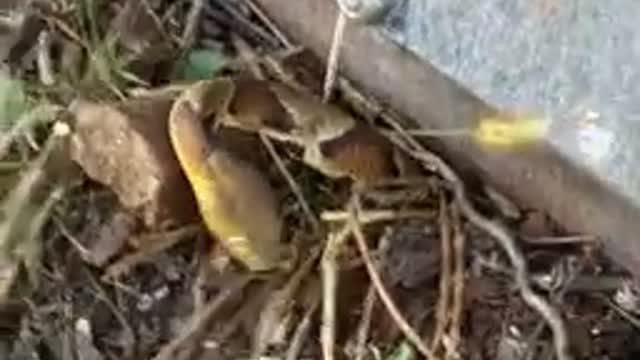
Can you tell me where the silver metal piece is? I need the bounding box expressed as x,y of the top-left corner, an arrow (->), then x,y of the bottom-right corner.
337,0 -> 392,23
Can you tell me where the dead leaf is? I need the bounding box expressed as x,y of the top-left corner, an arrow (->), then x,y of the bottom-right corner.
69,95 -> 199,229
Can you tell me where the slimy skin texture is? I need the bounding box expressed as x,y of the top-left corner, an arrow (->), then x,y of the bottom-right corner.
168,96 -> 285,272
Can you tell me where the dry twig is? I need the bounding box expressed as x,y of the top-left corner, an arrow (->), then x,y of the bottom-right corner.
192,249 -> 210,313
152,275 -> 251,360
286,295 -> 320,360
353,227 -> 391,360
85,268 -> 136,357
260,133 -> 320,231
54,216 -> 92,259
354,284 -> 377,360
215,280 -> 277,344
348,195 -> 437,360
139,0 -> 173,46
253,245 -> 322,358
323,11 -> 348,102
321,209 -> 436,223
211,0 -> 280,47
181,0 -> 205,49
320,223 -> 353,360
447,204 -> 466,359
247,0 -> 294,49
521,235 -> 597,245
431,193 -> 452,352
103,225 -> 201,280
37,30 -> 55,85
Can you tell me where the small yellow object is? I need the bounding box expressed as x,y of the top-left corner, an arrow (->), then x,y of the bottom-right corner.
472,113 -> 550,149
168,88 -> 286,272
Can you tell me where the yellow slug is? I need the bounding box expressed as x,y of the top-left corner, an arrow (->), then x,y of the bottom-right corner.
168,88 -> 286,272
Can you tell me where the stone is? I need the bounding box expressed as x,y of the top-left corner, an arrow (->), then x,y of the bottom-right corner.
69,95 -> 198,228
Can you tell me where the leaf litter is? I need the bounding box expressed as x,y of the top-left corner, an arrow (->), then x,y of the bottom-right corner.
0,1 -> 637,360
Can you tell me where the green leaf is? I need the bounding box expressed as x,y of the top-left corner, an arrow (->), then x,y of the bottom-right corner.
177,49 -> 229,81
0,74 -> 29,131
385,341 -> 416,360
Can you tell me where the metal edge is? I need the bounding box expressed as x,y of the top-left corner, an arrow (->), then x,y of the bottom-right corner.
254,0 -> 640,277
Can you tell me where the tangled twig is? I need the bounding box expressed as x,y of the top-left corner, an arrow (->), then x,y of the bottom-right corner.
348,195 -> 437,360
447,204 -> 466,358
286,295 -> 320,360
260,133 -> 320,231
431,193 -> 453,352
382,117 -> 573,360
354,284 -> 376,360
181,0 -> 204,48
252,246 -> 322,358
247,0 -> 294,49
323,11 -> 347,103
152,275 -> 250,360
353,228 -> 391,360
320,223 -> 352,360
321,209 -> 436,223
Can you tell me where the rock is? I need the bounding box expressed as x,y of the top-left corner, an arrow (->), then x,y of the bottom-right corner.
69,95 -> 198,228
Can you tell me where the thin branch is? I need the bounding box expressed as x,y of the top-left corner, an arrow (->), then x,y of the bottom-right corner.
231,33 -> 267,79
252,245 -> 322,358
353,227 -> 391,360
348,196 -> 437,360
521,235 -> 597,245
286,295 -> 320,360
152,275 -> 251,360
139,0 -> 173,46
85,268 -> 136,357
447,204 -> 466,359
103,225 -> 201,280
0,105 -> 62,160
181,0 -> 204,49
321,223 -> 353,360
431,193 -> 452,351
247,0 -> 294,49
37,30 -> 55,85
212,0 -> 281,47
323,12 -> 348,103
216,281 -> 276,345
321,209 -> 436,223
354,284 -> 376,360
54,216 -> 92,259
260,133 -> 320,231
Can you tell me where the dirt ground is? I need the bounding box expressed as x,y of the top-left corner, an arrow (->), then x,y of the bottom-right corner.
0,1 -> 639,360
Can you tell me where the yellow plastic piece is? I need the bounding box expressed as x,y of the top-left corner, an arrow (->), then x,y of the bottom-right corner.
472,113 -> 550,149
